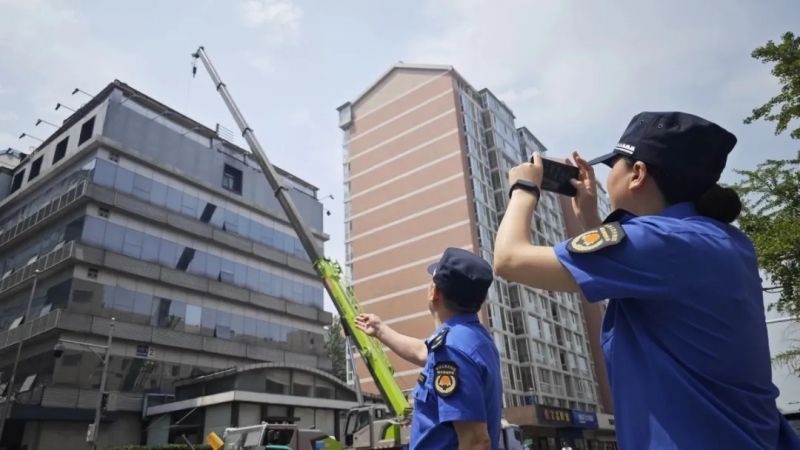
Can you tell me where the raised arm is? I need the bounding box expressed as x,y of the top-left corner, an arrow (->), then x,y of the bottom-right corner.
355,313 -> 428,367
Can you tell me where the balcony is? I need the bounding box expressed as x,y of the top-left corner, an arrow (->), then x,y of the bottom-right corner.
538,382 -> 566,398
0,241 -> 76,294
0,309 -> 62,351
0,181 -> 86,249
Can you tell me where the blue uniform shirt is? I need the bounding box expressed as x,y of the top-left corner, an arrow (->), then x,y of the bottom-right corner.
410,313 -> 503,450
554,202 -> 800,449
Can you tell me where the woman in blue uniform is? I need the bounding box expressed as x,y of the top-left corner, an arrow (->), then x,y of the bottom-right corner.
494,111 -> 800,449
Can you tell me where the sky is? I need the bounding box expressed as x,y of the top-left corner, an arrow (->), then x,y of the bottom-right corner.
1,0 -> 798,317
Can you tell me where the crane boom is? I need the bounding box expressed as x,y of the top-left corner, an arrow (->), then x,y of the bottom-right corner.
191,46 -> 412,420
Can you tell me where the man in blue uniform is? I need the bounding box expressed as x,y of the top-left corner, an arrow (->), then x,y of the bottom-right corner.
494,112 -> 800,449
355,247 -> 503,450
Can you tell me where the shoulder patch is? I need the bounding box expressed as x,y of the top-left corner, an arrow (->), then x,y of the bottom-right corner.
567,222 -> 626,254
433,361 -> 458,397
428,328 -> 449,352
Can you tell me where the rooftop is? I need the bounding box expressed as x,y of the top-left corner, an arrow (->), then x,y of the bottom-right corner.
13,80 -> 319,192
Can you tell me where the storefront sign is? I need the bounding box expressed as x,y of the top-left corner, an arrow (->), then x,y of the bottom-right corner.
571,410 -> 599,429
537,406 -> 572,425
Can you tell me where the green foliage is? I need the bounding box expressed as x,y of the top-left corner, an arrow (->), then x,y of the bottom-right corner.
740,31 -> 800,372
744,32 -> 800,139
734,152 -> 800,316
324,317 -> 347,382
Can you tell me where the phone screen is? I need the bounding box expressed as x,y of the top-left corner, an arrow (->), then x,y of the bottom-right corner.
536,157 -> 579,197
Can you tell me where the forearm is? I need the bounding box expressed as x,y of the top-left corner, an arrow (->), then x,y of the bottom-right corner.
454,422 -> 491,450
580,213 -> 603,231
494,191 -> 580,292
494,190 -> 538,269
375,326 -> 427,367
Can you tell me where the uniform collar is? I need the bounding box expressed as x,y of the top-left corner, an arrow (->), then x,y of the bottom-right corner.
603,209 -> 637,224
658,202 -> 698,219
431,313 -> 479,335
603,202 -> 698,224
445,313 -> 480,327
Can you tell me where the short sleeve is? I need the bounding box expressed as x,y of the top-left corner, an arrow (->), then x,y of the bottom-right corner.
554,220 -> 678,302
431,346 -> 486,424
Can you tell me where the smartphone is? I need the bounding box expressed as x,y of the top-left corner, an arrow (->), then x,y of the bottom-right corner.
533,156 -> 580,197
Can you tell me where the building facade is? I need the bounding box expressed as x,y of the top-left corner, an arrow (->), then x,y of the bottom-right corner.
0,81 -> 331,449
339,65 -> 613,449
144,363 -> 361,445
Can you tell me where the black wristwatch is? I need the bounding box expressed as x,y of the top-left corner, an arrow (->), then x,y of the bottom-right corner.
509,179 -> 541,201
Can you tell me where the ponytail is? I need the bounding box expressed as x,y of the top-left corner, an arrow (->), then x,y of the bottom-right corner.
625,158 -> 742,223
694,184 -> 742,223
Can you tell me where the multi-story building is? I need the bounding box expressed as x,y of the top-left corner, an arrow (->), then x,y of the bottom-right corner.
0,81 -> 344,449
338,64 -> 613,448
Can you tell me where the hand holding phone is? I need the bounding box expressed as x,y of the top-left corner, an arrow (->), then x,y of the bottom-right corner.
534,156 -> 580,197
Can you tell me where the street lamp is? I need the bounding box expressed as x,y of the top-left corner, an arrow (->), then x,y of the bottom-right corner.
54,317 -> 115,450
0,270 -> 40,441
35,119 -> 58,128
18,133 -> 43,143
55,103 -> 76,113
72,88 -> 94,98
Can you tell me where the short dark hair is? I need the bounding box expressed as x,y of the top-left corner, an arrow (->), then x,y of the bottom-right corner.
442,293 -> 484,314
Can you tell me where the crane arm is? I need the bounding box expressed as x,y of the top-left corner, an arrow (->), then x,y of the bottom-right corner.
191,46 -> 412,419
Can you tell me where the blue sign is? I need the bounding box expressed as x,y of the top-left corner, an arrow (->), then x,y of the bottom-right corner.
571,410 -> 598,429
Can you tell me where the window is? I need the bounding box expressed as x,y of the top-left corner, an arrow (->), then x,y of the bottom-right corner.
265,370 -> 290,394
19,374 -> 37,393
222,164 -> 242,194
53,137 -> 68,163
28,157 -> 43,181
185,304 -> 202,327
292,371 -> 313,397
9,316 -> 24,330
176,247 -> 196,271
200,203 -> 216,223
79,116 -> 95,145
11,170 -> 25,192
214,325 -> 232,340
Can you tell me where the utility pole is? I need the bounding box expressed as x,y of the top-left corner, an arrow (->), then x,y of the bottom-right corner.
0,269 -> 40,441
54,318 -> 115,449
90,317 -> 114,450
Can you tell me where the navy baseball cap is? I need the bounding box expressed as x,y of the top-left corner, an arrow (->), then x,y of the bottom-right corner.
588,112 -> 737,185
427,248 -> 493,311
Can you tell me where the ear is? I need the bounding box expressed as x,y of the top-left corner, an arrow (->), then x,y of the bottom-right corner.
629,161 -> 650,192
429,282 -> 443,304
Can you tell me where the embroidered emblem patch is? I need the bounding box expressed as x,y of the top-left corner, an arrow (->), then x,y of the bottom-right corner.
567,222 -> 626,254
428,328 -> 449,352
434,362 -> 458,397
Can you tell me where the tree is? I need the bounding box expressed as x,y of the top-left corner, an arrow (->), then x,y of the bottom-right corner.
324,317 -> 347,382
738,32 -> 800,371
735,154 -> 800,315
738,31 -> 800,316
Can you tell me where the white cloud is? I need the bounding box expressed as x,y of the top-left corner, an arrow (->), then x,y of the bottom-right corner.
404,0 -> 786,167
241,50 -> 277,75
497,86 -> 540,105
0,0 -> 142,112
238,0 -> 303,47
